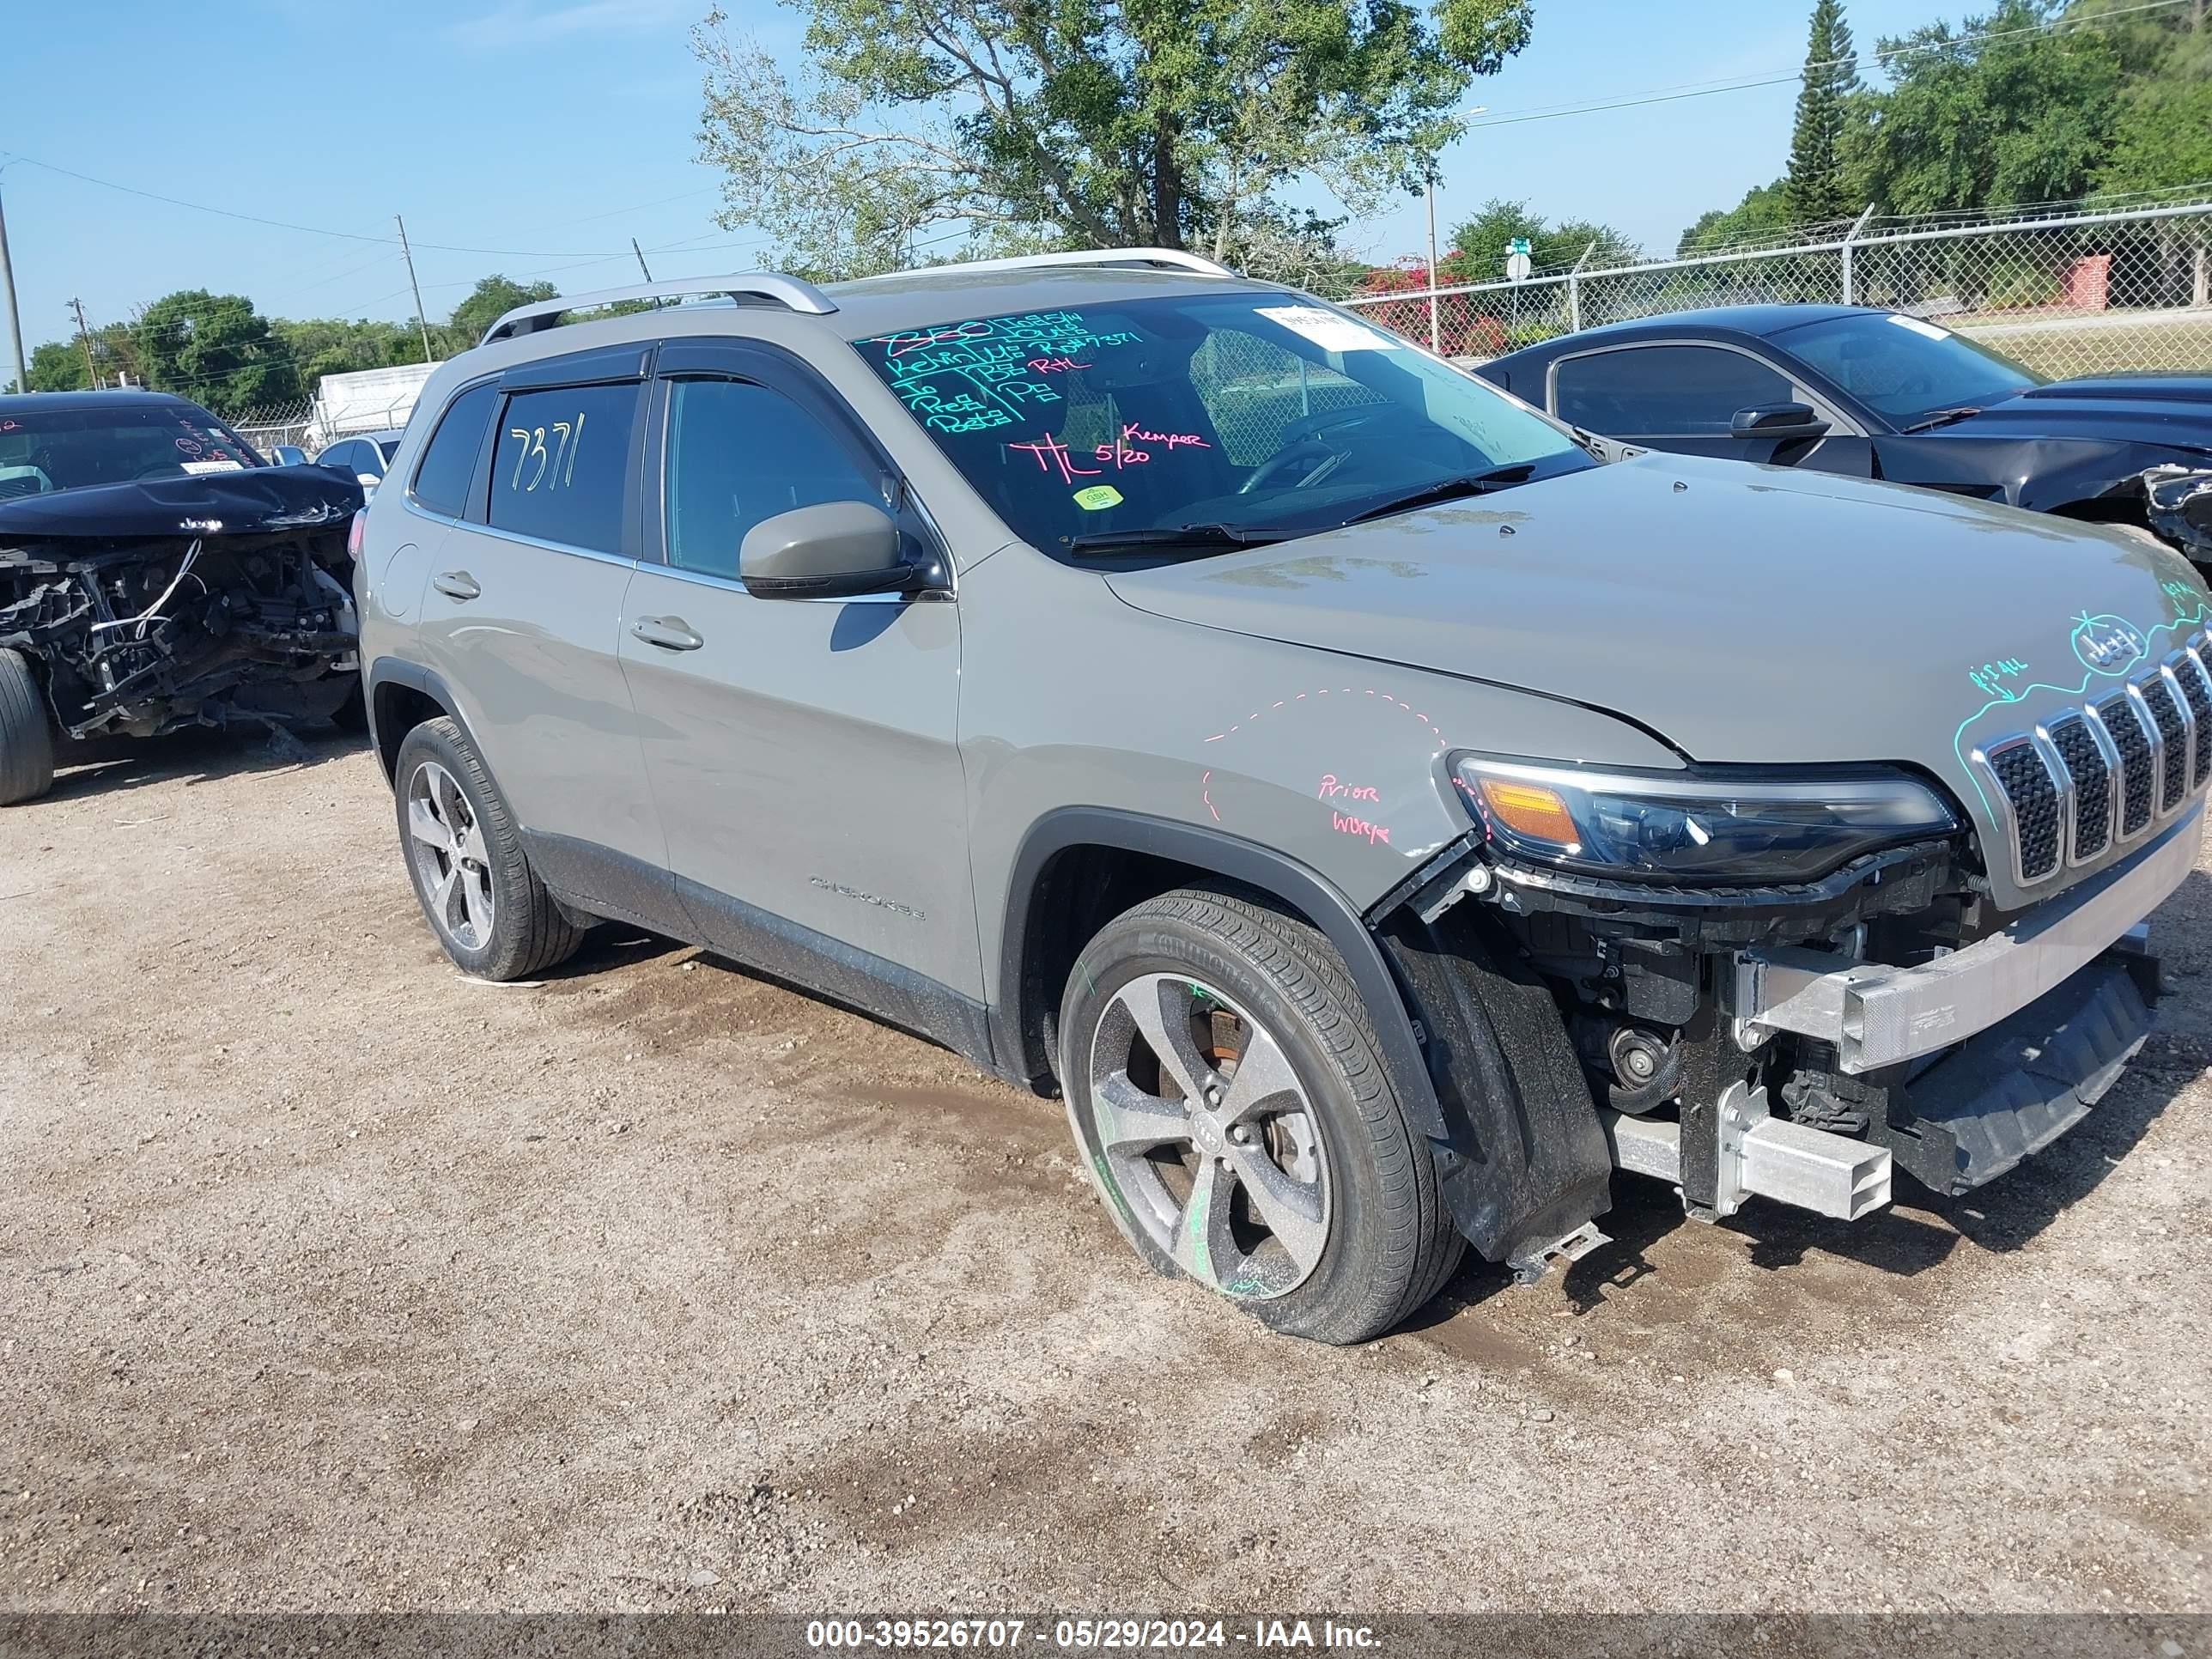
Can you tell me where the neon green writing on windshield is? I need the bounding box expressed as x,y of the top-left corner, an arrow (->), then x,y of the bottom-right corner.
866,311 -> 1138,437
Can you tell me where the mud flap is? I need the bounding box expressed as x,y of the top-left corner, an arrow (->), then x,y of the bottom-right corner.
1875,954 -> 2155,1196
1377,904 -> 1613,1264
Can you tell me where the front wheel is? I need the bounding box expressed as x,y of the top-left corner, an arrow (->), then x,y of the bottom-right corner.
392,717 -> 583,981
1058,887 -> 1462,1344
0,647 -> 56,806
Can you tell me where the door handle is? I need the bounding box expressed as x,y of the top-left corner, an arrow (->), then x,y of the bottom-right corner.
431,570 -> 481,601
631,615 -> 704,652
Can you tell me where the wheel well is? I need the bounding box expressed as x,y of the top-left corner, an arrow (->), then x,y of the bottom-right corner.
371,681 -> 450,781
1012,842 -> 1272,1092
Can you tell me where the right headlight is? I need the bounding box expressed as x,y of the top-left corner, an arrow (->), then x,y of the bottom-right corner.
1453,755 -> 1960,885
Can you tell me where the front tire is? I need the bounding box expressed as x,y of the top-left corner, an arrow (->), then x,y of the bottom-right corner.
392,717 -> 583,981
1059,887 -> 1462,1344
0,647 -> 56,806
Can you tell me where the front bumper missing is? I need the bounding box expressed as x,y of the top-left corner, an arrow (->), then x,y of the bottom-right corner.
1731,805 -> 2198,1074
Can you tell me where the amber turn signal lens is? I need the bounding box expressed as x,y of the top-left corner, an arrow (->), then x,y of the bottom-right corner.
1478,778 -> 1582,848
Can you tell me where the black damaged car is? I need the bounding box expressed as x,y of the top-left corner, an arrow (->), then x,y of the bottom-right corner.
1476,303 -> 2212,566
0,389 -> 365,805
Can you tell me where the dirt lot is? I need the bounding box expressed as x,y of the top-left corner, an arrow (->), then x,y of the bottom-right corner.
2,728 -> 2209,1616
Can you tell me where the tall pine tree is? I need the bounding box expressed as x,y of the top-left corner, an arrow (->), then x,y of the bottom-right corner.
1784,0 -> 1863,225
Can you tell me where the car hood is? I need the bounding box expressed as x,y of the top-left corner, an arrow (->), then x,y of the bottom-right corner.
1107,454 -> 2210,881
0,465 -> 362,544
1929,374 -> 2212,453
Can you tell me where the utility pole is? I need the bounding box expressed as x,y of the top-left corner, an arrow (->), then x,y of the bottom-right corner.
394,215 -> 434,363
631,238 -> 653,283
69,297 -> 99,388
1424,173 -> 1441,354
0,177 -> 27,395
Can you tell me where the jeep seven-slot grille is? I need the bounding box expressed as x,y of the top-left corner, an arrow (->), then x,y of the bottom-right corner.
2049,719 -> 2110,860
1988,744 -> 2062,881
2104,693 -> 2156,836
1982,638 -> 2212,885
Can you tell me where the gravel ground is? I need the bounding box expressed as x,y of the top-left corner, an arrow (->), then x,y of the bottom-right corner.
1,728 -> 2208,1616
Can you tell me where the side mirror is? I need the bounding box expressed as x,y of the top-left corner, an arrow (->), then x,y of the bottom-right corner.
1730,402 -> 1831,441
270,445 -> 308,466
739,501 -> 913,599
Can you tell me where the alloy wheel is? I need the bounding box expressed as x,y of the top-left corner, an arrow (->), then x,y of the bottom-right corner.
404,759 -> 495,951
1084,973 -> 1331,1300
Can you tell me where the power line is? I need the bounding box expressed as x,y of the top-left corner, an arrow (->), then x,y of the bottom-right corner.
0,153 -> 657,259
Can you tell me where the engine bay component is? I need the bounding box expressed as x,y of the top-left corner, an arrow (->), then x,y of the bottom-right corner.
2143,465 -> 2212,560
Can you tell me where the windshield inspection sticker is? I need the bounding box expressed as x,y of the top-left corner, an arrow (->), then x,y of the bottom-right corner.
1073,484 -> 1122,510
1256,306 -> 1401,353
1887,313 -> 1952,341
179,459 -> 246,474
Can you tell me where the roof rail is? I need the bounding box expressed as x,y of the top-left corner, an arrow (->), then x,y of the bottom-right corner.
845,247 -> 1237,284
479,273 -> 838,347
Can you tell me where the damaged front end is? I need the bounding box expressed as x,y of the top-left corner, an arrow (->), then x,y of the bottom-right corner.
1373,783 -> 2187,1272
2143,464 -> 2212,562
0,469 -> 363,739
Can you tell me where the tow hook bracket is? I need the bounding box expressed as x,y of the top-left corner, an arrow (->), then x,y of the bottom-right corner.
1507,1219 -> 1612,1286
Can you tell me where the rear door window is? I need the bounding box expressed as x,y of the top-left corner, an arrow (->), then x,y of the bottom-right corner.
409,383 -> 498,518
488,382 -> 641,556
1553,344 -> 1791,435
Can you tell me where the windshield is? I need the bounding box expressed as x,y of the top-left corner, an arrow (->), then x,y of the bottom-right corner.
0,403 -> 262,498
853,293 -> 1591,557
1774,311 -> 2042,425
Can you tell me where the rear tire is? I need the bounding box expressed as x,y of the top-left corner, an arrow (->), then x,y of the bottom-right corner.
392,717 -> 583,981
1059,886 -> 1462,1344
0,648 -> 56,806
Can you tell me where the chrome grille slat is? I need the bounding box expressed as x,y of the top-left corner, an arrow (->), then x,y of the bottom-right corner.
2179,646 -> 2212,787
1976,646 -> 2210,886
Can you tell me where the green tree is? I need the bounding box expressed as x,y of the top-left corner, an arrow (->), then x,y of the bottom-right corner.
692,0 -> 1536,280
1784,0 -> 1863,223
1448,198 -> 1638,278
1676,179 -> 1795,254
134,290 -> 301,416
442,276 -> 557,355
21,339 -> 89,393
276,316 -> 421,388
1850,0 -> 2124,216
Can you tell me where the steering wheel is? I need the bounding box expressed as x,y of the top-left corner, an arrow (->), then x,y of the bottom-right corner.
133,462 -> 185,480
1237,404 -> 1399,496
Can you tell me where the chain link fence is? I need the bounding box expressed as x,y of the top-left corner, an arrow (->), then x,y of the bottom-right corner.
1340,196 -> 2212,381
228,399 -> 318,458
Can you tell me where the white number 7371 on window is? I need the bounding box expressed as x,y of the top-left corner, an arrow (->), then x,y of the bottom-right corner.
506,412 -> 586,492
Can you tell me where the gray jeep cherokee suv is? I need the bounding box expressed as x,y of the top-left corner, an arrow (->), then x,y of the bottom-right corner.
356,252 -> 2210,1344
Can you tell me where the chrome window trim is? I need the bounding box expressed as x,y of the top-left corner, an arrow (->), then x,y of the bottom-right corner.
474,525 -> 641,571
641,561 -> 916,605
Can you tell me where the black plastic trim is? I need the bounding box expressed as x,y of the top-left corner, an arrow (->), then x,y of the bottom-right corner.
363,655 -> 468,777
994,807 -> 1449,1144
674,873 -> 998,1076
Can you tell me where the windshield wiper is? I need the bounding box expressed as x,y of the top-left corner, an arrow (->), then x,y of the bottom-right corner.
1065,521 -> 1292,556
1899,406 -> 1982,434
1340,463 -> 1540,526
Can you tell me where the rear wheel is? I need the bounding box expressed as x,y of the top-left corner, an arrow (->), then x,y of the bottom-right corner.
0,647 -> 56,806
1059,887 -> 1462,1344
392,717 -> 583,981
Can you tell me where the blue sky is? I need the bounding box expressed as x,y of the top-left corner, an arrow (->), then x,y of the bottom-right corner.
2,0 -> 1958,355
